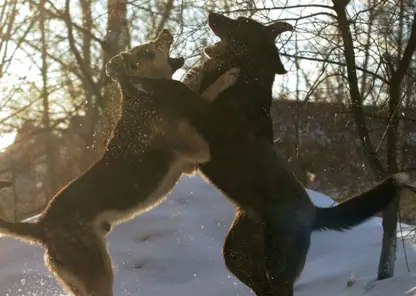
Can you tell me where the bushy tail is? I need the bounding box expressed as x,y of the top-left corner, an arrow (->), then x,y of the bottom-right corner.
313,172 -> 410,231
0,219 -> 44,244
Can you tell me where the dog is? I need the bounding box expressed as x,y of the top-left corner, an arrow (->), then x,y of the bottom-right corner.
179,13 -> 411,296
0,29 -> 229,296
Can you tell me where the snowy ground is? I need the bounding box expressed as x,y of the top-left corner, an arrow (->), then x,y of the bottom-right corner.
0,174 -> 416,296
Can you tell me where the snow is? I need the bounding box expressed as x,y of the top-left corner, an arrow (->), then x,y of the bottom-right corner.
0,174 -> 416,296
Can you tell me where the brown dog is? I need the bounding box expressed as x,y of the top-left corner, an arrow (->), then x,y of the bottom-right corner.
0,30 -> 223,296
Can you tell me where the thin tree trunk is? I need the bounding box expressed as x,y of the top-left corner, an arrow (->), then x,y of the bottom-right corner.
378,8 -> 416,280
293,32 -> 307,185
332,0 -> 386,178
79,0 -> 100,167
80,0 -> 93,124
360,0 -> 376,97
39,0 -> 57,196
63,0 -> 104,157
331,0 -> 411,280
11,160 -> 17,221
100,0 -> 129,142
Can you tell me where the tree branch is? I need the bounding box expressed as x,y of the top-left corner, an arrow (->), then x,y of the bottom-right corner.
28,0 -> 106,47
63,0 -> 103,106
332,0 -> 386,178
393,14 -> 416,85
282,53 -> 389,84
154,0 -> 174,38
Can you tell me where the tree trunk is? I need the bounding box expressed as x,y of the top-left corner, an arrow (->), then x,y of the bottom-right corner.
332,0 -> 416,280
39,0 -> 57,196
100,0 -> 129,142
377,6 -> 416,279
377,197 -> 399,279
79,0 -> 100,167
377,1 -> 409,280
332,0 -> 386,178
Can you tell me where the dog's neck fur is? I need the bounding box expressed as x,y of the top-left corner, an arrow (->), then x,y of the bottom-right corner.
184,52 -> 277,143
185,52 -> 276,98
106,84 -> 156,157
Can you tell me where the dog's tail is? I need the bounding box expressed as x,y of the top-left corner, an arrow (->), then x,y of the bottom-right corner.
313,172 -> 409,231
0,219 -> 44,244
0,180 -> 44,244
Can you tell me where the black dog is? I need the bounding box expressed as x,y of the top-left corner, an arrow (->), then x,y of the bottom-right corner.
179,13 -> 410,296
129,14 -> 409,296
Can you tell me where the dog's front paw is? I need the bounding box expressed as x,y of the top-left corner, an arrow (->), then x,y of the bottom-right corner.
226,68 -> 240,83
201,67 -> 240,102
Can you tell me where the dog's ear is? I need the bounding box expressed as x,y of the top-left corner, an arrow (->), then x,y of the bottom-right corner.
267,21 -> 293,75
208,12 -> 236,39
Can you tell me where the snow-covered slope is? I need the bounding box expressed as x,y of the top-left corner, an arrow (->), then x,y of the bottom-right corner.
0,175 -> 415,296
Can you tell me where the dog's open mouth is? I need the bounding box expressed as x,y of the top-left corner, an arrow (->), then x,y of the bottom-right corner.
106,29 -> 185,80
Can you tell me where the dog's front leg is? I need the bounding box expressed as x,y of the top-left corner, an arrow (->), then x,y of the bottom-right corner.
200,68 -> 240,102
223,208 -> 275,296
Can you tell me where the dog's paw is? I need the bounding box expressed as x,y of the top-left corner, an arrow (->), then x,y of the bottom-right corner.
201,67 -> 240,102
392,172 -> 410,185
183,66 -> 204,93
133,83 -> 151,95
226,67 -> 240,81
182,164 -> 197,175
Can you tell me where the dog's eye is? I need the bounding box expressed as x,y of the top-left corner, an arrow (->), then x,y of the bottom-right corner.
142,51 -> 155,60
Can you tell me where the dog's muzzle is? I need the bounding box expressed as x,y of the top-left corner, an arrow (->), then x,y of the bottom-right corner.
156,29 -> 174,46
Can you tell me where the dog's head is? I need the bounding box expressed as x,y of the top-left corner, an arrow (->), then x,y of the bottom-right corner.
204,13 -> 293,74
105,31 -> 210,166
106,29 -> 185,81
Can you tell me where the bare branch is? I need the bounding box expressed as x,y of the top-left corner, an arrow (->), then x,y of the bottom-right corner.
63,0 -> 103,106
332,0 -> 386,177
393,14 -> 416,85
282,52 -> 390,84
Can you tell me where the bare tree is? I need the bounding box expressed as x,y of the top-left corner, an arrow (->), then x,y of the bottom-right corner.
0,1 -> 415,284
39,0 -> 58,196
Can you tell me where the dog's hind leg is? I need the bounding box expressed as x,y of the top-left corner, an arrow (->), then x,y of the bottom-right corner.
223,208 -> 274,296
263,205 -> 313,296
44,229 -> 114,296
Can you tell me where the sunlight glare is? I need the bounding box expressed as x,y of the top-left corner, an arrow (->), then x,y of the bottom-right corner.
0,132 -> 17,152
